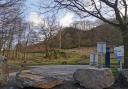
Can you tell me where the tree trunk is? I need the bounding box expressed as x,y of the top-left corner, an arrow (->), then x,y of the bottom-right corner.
122,27 -> 128,68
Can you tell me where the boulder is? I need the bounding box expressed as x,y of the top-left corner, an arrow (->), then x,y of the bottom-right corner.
119,69 -> 128,80
15,71 -> 63,89
73,68 -> 114,89
0,56 -> 9,86
116,69 -> 128,87
15,65 -> 99,88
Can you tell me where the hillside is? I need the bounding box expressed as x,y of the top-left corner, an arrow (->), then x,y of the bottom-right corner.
25,24 -> 123,52
51,24 -> 122,48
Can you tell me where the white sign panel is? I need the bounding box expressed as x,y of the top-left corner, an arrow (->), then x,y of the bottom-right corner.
114,46 -> 124,60
97,42 -> 106,54
114,46 -> 124,70
90,53 -> 98,65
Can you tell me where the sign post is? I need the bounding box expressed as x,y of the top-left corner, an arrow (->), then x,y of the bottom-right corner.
90,53 -> 98,66
97,42 -> 106,67
114,46 -> 124,71
105,47 -> 110,68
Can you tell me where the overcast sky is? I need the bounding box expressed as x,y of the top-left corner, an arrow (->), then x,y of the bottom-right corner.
25,0 -> 78,27
25,0 -> 127,27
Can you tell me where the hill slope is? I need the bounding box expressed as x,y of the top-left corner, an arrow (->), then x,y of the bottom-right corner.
26,24 -> 123,52
51,24 -> 122,48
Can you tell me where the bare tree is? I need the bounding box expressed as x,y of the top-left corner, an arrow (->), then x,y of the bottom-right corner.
37,15 -> 58,59
59,26 -> 62,49
0,0 -> 25,49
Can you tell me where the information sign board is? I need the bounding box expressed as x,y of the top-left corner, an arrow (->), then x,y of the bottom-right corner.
97,42 -> 106,54
90,53 -> 98,65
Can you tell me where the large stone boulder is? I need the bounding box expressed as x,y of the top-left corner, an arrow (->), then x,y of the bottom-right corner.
119,69 -> 128,80
73,68 -> 114,89
15,71 -> 63,89
15,65 -> 99,88
116,69 -> 128,87
0,56 -> 9,86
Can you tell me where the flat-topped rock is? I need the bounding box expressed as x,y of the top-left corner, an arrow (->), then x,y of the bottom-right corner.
29,65 -> 94,81
15,65 -> 93,88
16,72 -> 63,89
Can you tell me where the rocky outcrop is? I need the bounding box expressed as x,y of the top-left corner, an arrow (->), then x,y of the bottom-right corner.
73,68 -> 114,89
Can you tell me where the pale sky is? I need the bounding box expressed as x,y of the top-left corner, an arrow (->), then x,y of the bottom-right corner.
25,0 -> 75,27
59,12 -> 75,27
25,0 -> 128,27
29,12 -> 43,26
28,11 -> 75,27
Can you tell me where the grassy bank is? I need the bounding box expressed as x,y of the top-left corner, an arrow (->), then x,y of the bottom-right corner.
6,47 -> 120,65
3,47 -> 121,73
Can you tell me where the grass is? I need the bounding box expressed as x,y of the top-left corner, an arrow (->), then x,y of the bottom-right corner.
6,47 -> 121,65
6,48 -> 90,65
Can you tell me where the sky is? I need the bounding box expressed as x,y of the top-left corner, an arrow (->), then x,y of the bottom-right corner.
25,0 -> 127,27
25,0 -> 76,27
